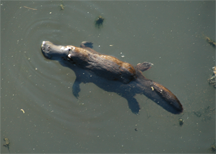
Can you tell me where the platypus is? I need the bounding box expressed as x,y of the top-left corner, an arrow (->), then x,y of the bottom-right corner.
41,41 -> 183,114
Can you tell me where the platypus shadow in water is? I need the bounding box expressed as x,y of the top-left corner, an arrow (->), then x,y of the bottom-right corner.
41,41 -> 183,114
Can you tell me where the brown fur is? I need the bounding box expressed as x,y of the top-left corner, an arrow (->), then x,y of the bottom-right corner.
41,41 -> 183,114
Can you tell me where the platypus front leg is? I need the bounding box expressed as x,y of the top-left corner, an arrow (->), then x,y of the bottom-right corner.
72,77 -> 81,98
124,95 -> 141,114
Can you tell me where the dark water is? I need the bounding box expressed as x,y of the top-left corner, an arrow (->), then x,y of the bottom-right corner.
1,1 -> 215,153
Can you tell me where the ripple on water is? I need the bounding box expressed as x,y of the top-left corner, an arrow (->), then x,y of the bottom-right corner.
2,1 -> 120,131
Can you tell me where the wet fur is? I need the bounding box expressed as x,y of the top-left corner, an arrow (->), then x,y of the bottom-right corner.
41,41 -> 183,114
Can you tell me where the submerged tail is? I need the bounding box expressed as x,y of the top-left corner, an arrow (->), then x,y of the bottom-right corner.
151,81 -> 183,114
137,74 -> 183,114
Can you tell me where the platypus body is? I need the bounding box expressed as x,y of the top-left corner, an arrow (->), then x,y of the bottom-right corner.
41,41 -> 183,114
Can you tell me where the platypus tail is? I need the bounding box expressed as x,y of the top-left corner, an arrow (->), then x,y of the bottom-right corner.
138,75 -> 183,114
134,63 -> 183,114
151,82 -> 183,113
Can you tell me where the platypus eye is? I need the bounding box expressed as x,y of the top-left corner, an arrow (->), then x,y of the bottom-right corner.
65,47 -> 72,51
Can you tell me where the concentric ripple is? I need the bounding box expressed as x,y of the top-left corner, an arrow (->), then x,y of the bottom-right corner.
2,1 -> 122,132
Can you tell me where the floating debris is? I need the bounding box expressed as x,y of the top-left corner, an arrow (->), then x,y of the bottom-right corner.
23,6 -> 37,10
211,145 -> 216,152
193,106 -> 215,121
20,109 -> 25,113
193,111 -> 202,117
208,66 -> 216,88
212,66 -> 216,75
60,4 -> 64,10
179,118 -> 184,126
134,128 -> 138,131
95,16 -> 104,28
205,36 -> 216,47
3,138 -> 10,152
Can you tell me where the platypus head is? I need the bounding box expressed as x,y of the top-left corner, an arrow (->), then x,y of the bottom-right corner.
41,41 -> 71,60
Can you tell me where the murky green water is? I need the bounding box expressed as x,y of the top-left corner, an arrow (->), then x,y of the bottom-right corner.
1,1 -> 215,153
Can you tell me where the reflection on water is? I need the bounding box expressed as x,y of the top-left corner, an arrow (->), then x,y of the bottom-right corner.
1,1 -> 215,153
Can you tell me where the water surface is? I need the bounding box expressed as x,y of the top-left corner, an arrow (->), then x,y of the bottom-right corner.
1,1 -> 215,153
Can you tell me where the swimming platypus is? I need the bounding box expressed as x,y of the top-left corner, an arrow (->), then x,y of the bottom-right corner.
41,41 -> 183,114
